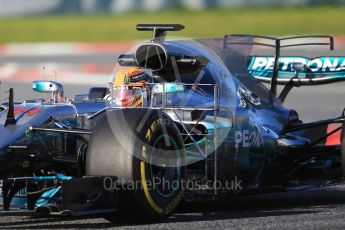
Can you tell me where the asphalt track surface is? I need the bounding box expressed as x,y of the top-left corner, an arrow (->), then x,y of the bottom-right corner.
1,185 -> 345,229
1,53 -> 345,229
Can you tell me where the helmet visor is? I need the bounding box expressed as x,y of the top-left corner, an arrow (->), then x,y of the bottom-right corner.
113,87 -> 144,107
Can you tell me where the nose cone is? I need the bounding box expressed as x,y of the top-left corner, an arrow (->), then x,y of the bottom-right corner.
0,124 -> 28,150
0,103 -> 77,150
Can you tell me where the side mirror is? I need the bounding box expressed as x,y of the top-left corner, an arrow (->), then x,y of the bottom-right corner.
32,81 -> 64,103
152,83 -> 184,94
33,81 -> 63,93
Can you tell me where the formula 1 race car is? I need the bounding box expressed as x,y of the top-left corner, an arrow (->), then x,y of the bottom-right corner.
1,24 -> 345,222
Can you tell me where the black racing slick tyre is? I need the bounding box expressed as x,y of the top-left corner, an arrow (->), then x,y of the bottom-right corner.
86,109 -> 185,222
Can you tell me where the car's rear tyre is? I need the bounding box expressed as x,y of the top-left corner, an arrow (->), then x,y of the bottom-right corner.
86,109 -> 185,222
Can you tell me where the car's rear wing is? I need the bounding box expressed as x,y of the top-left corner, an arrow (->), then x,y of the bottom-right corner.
247,56 -> 345,86
225,34 -> 335,96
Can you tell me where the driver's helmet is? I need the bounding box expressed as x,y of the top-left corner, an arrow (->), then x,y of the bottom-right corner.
110,67 -> 151,107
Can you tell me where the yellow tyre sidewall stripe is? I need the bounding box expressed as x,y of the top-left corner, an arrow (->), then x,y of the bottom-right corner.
140,161 -> 163,214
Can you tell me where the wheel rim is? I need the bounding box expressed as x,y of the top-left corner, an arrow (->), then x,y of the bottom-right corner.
149,134 -> 181,198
